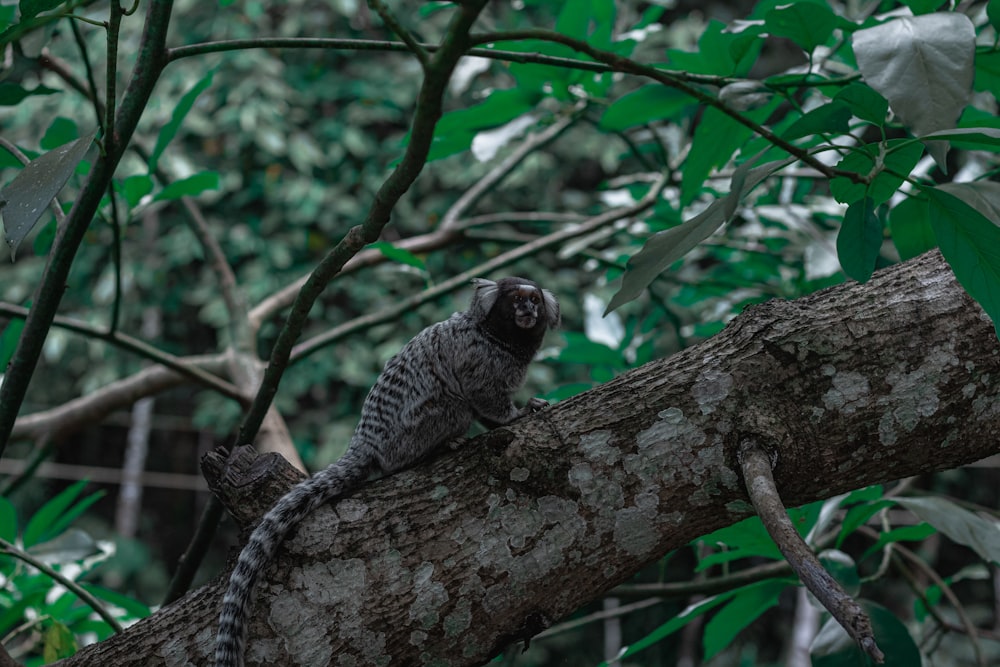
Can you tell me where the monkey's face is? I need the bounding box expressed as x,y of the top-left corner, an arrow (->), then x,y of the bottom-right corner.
508,285 -> 544,329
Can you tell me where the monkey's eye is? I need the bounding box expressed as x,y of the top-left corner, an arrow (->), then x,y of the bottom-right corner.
530,293 -> 540,304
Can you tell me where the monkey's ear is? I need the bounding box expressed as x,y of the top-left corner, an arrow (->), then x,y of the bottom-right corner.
470,278 -> 500,320
541,289 -> 561,329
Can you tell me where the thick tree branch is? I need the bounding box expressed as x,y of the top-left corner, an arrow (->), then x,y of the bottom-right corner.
60,250 -> 1000,666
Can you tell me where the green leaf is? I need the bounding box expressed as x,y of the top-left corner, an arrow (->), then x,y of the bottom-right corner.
890,195 -> 935,261
836,197 -> 881,282
833,83 -> 888,127
681,106 -> 754,206
852,13 -> 975,168
926,187 -> 1000,332
40,117 -> 79,150
764,1 -> 837,53
989,0 -> 1000,31
41,619 -> 76,662
153,171 -> 220,202
781,101 -> 852,140
119,174 -> 155,208
0,497 -> 17,543
370,241 -> 427,271
919,126 -> 1000,146
23,480 -> 92,548
422,88 -> 538,161
148,69 -> 216,173
703,579 -> 786,659
837,491 -> 892,547
0,128 -> 97,260
696,516 -> 783,569
936,181 -> 1000,223
607,156 -> 794,313
19,0 -> 66,20
599,85 -> 696,131
80,583 -> 152,619
977,50 -> 1000,97
665,20 -> 760,76
0,82 -> 59,105
863,523 -> 937,559
829,139 -> 923,205
0,316 -> 25,371
896,496 -> 1000,564
606,586 -> 740,664
812,601 -> 920,667
557,332 -> 622,366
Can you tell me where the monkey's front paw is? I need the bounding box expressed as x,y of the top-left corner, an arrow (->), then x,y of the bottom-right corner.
525,397 -> 549,413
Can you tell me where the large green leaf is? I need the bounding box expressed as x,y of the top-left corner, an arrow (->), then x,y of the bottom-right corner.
599,85 -> 696,131
605,580 -> 786,665
702,579 -> 786,659
607,156 -> 793,313
682,106 -> 761,206
833,83 -> 888,127
153,171 -> 220,202
829,139 -> 923,206
0,128 -> 97,260
0,82 -> 59,106
781,101 -> 852,141
852,12 -> 975,168
764,1 -> 837,54
0,497 -> 16,543
836,197 -> 881,282
23,480 -> 89,548
889,196 -> 935,261
896,496 -> 1000,564
926,187 -> 1000,333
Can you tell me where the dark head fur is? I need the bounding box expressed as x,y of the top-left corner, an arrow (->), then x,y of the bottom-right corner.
470,277 -> 559,359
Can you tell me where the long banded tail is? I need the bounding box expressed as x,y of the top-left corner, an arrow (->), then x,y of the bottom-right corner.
213,452 -> 371,667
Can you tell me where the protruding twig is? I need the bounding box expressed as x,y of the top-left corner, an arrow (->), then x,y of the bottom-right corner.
738,439 -> 885,664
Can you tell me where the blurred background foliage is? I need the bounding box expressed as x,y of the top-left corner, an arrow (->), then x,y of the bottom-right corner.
1,0 -> 1000,665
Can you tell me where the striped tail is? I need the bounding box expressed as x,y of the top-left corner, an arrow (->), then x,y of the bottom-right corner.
213,452 -> 372,667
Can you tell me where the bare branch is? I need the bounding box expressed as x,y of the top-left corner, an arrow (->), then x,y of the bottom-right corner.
739,442 -> 884,663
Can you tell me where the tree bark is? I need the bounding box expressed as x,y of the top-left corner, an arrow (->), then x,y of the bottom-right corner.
60,250 -> 1000,666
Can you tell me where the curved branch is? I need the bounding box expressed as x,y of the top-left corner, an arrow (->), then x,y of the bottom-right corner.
289,173 -> 666,361
740,443 -> 884,663
439,106 -> 582,231
11,354 -> 229,441
0,303 -> 242,402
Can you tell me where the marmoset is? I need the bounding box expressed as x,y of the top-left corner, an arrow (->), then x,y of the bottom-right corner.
214,277 -> 560,667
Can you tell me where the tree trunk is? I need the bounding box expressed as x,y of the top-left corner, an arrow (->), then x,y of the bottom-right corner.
60,250 -> 1000,666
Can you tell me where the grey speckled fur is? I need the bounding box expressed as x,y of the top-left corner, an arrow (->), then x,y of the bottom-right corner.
214,277 -> 558,667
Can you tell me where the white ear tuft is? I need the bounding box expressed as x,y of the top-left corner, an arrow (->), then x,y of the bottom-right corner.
469,278 -> 499,321
541,288 -> 560,329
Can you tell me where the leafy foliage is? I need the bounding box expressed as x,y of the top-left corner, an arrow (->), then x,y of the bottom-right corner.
0,0 -> 999,664
0,484 -> 149,664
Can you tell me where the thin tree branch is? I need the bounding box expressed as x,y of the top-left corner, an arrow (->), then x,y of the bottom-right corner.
0,537 -> 124,634
739,441 -> 884,664
368,0 -> 429,67
440,106 -> 582,230
289,172 -> 667,361
0,303 -> 242,403
470,29 -> 866,185
236,0 -> 492,445
0,0 -> 174,459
